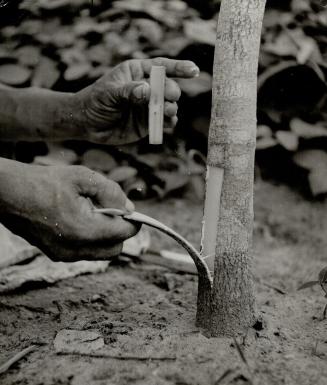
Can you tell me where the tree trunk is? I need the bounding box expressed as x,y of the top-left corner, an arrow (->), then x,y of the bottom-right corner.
197,0 -> 267,337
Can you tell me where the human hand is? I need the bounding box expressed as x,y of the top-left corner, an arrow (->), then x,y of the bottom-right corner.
74,57 -> 200,145
0,160 -> 139,262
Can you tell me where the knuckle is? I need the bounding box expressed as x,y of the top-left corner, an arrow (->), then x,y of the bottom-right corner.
122,59 -> 133,73
74,165 -> 91,178
127,59 -> 137,67
153,57 -> 165,66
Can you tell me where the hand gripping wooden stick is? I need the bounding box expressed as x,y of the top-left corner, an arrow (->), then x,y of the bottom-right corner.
149,66 -> 166,145
93,208 -> 212,287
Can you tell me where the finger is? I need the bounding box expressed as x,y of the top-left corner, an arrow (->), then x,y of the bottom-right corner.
130,82 -> 150,102
120,79 -> 181,107
129,79 -> 181,104
86,213 -> 140,249
114,81 -> 150,104
63,243 -> 124,262
140,58 -> 200,78
164,115 -> 178,131
75,167 -> 134,212
164,101 -> 178,118
92,214 -> 140,242
165,78 -> 181,102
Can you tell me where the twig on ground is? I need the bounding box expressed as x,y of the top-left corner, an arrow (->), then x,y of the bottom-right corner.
57,351 -> 176,361
0,345 -> 37,375
214,368 -> 237,385
0,301 -> 55,315
233,338 -> 255,385
262,282 -> 287,295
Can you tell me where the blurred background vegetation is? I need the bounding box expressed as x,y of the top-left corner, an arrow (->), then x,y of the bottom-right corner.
1,0 -> 327,200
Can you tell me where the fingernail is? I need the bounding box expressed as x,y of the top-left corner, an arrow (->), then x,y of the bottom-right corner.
125,199 -> 135,213
190,67 -> 200,77
133,84 -> 147,100
183,64 -> 200,77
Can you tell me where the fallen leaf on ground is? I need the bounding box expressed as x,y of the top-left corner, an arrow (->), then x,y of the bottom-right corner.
0,224 -> 40,270
54,329 -> 104,354
122,229 -> 151,257
0,256 -> 109,293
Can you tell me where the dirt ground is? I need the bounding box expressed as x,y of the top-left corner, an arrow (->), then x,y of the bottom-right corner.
1,179 -> 327,385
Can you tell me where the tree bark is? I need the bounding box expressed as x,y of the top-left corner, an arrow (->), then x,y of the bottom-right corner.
198,0 -> 267,336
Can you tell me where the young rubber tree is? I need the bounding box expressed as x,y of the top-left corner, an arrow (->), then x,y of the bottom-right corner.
197,0 -> 267,336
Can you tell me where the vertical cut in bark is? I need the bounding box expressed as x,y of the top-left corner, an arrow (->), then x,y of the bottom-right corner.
198,0 -> 267,337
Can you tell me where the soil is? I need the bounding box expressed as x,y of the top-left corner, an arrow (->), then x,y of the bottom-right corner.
1,179 -> 327,385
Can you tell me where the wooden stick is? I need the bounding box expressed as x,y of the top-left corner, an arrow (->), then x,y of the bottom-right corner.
0,345 -> 36,375
149,66 -> 165,145
57,351 -> 176,361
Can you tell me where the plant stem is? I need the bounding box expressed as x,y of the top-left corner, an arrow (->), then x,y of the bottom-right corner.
198,0 -> 267,337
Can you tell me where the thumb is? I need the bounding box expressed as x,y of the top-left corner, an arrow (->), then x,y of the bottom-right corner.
115,81 -> 150,104
76,168 -> 134,212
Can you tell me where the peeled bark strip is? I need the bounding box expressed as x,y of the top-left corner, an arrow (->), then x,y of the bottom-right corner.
198,0 -> 267,336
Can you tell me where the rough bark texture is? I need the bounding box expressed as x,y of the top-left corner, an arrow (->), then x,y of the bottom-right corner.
197,0 -> 267,336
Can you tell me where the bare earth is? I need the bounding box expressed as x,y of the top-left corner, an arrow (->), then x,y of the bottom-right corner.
1,179 -> 327,385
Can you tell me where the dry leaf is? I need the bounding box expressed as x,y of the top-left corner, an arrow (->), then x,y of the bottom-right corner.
290,118 -> 327,138
0,64 -> 31,86
293,150 -> 327,170
15,46 -> 41,68
257,125 -> 273,138
308,168 -> 327,196
54,330 -> 104,354
32,57 -> 60,89
276,131 -> 299,151
263,32 -> 298,57
183,19 -> 216,46
81,149 -> 117,173
0,256 -> 109,293
108,166 -> 138,183
34,145 -> 78,166
64,62 -> 92,82
178,72 -> 212,97
122,228 -> 151,257
256,137 -> 278,150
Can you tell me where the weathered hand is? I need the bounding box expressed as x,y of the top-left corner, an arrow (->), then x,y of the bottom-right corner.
74,57 -> 200,144
0,160 -> 138,262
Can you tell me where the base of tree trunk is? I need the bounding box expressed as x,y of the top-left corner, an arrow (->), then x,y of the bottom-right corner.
196,252 -> 257,337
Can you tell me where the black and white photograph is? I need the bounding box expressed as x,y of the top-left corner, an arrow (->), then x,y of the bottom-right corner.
0,0 -> 327,384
